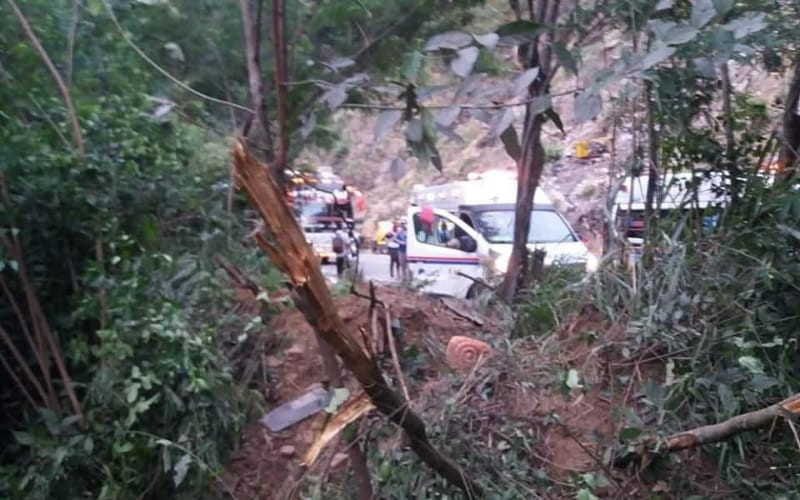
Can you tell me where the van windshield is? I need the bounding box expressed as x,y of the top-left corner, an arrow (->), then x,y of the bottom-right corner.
474,210 -> 576,244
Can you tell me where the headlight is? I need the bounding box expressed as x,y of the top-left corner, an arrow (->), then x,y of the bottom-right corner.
585,254 -> 599,272
494,254 -> 510,273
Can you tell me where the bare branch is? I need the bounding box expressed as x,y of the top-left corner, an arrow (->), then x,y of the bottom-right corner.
7,0 -> 84,156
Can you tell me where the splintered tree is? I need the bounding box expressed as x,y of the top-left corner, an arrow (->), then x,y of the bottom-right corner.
232,140 -> 481,498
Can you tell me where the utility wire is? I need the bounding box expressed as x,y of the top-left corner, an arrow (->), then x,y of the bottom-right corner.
102,0 -> 254,115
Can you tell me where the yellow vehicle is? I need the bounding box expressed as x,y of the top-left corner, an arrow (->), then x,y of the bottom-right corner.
371,220 -> 394,253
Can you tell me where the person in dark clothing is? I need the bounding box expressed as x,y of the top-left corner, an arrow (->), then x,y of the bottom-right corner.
386,231 -> 400,278
333,226 -> 347,277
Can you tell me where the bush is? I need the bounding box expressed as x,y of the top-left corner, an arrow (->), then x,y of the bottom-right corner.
0,95 -> 262,499
589,177 -> 800,494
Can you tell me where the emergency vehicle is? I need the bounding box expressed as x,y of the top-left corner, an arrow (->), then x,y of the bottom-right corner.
286,168 -> 366,263
406,170 -> 596,297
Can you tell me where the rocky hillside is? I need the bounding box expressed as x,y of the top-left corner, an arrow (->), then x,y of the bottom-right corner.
298,8 -> 787,255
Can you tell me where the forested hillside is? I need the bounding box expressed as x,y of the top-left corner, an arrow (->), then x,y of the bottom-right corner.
2,0 -> 800,498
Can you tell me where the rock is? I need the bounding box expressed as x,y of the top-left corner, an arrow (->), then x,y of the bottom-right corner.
285,345 -> 304,361
279,445 -> 295,457
330,452 -> 348,469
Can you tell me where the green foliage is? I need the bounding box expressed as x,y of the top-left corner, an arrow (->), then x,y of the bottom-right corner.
515,264 -> 586,338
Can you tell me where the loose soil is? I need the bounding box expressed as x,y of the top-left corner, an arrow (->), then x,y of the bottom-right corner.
222,286 -> 722,499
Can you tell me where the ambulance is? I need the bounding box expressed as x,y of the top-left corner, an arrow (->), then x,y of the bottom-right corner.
406,170 -> 597,297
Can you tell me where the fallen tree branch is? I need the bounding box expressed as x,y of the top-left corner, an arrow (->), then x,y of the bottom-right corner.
614,393 -> 800,468
232,140 -> 481,497
384,309 -> 411,403
440,297 -> 485,327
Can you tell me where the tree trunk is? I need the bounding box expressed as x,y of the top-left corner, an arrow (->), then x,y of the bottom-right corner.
232,141 -> 481,497
643,79 -> 659,267
498,0 -> 553,303
779,57 -> 800,181
498,109 -> 546,302
270,0 -> 289,189
238,0 -> 274,164
720,61 -> 741,199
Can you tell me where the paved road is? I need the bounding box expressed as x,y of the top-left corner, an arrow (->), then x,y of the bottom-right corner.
321,251 -> 395,284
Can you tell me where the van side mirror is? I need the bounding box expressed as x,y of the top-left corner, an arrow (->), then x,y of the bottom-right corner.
461,236 -> 477,253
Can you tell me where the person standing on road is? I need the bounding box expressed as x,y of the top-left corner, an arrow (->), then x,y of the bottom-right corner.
332,225 -> 347,277
386,230 -> 400,278
395,222 -> 408,280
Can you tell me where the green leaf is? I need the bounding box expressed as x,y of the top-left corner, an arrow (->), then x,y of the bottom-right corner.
321,84 -> 348,110
643,379 -> 665,408
402,51 -> 424,83
13,431 -> 35,446
325,387 -> 350,413
553,43 -> 578,76
325,57 -> 355,70
566,369 -> 582,389
723,12 -> 767,39
655,0 -> 674,10
690,0 -> 716,28
530,95 -> 553,115
473,33 -> 499,50
495,20 -> 545,45
718,383 -> 737,415
423,31 -> 474,51
738,355 -> 764,374
373,110 -> 403,144
618,427 -> 642,441
434,106 -> 461,127
662,25 -> 699,45
450,47 -> 479,78
389,157 -> 406,182
575,488 -> 599,500
499,125 -> 521,162
641,45 -> 676,70
427,139 -> 444,172
574,91 -> 602,123
712,0 -> 734,17
489,108 -> 515,138
545,108 -> 565,134
173,454 -> 192,487
114,441 -> 134,454
405,118 -> 423,142
512,67 -> 540,96
126,383 -> 140,404
693,57 -> 716,78
163,42 -> 184,63
8,260 -> 18,272
84,436 -> 94,454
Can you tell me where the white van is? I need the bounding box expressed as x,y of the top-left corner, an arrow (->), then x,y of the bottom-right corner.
612,172 -> 728,250
405,172 -> 596,297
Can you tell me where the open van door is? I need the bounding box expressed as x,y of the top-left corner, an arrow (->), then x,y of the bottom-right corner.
406,206 -> 488,297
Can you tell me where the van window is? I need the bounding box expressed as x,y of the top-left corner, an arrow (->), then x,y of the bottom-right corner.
474,209 -> 576,244
413,213 -> 477,252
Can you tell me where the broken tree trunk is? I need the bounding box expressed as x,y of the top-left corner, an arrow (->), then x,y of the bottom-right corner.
614,393 -> 800,468
232,140 -> 481,497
